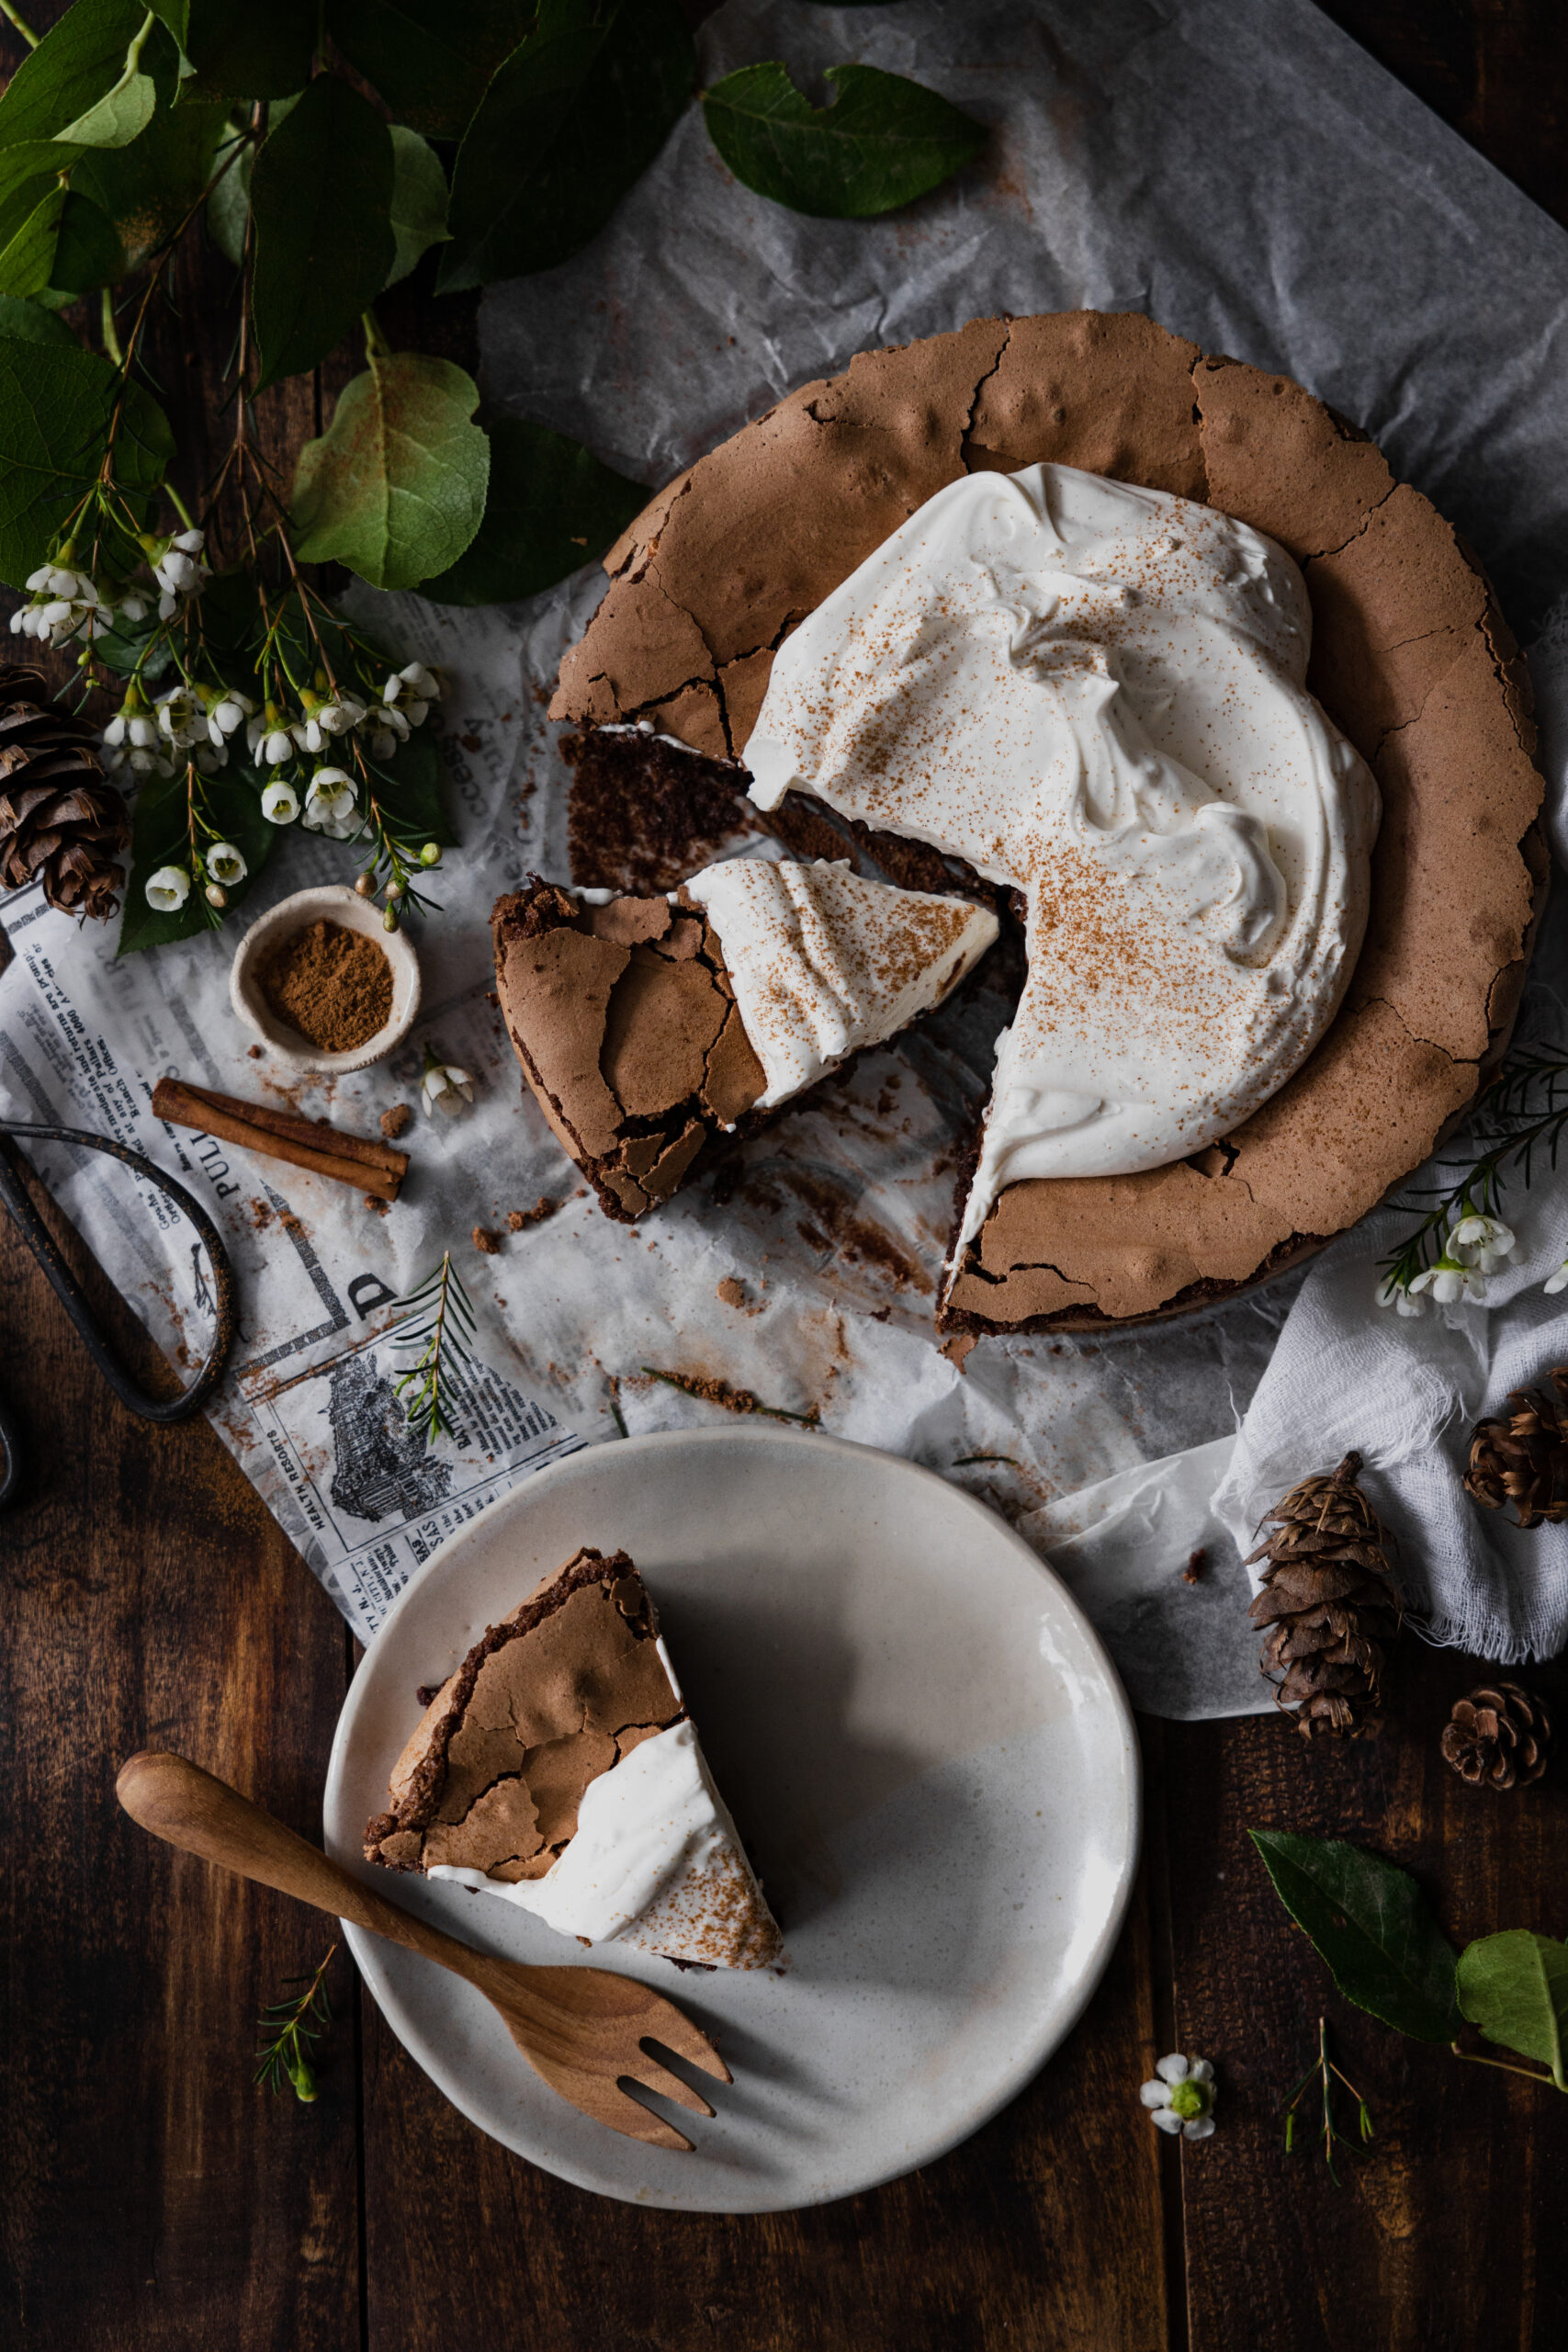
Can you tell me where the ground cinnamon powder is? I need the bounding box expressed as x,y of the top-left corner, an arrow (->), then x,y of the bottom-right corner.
259,919 -> 393,1053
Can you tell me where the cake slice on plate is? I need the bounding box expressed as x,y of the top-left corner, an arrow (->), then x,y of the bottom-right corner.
364,1546 -> 783,1970
491,854 -> 998,1221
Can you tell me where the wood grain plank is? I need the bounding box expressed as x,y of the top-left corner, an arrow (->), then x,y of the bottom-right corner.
1319,0 -> 1568,227
0,1194 -> 360,2346
1167,1645 -> 1568,2352
361,1867 -> 1168,2352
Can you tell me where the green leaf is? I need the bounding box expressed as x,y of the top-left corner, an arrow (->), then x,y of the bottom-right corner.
701,61 -> 986,219
290,353 -> 489,592
0,294 -> 77,345
0,0 -> 147,151
0,180 -> 67,300
205,96 -> 294,269
250,77 -> 395,390
73,95 -> 229,272
0,334 -> 173,587
439,0 -> 694,293
327,0 -> 536,141
1458,1932 -> 1568,2086
118,766 -> 276,955
1249,1830 -> 1461,2041
421,415 -> 645,606
385,126 -> 448,288
366,724 -> 455,849
46,189 -> 125,292
53,52 -> 156,152
153,1 -> 315,105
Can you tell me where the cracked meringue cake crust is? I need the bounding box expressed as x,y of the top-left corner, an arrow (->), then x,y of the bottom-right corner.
548,310 -> 1548,1331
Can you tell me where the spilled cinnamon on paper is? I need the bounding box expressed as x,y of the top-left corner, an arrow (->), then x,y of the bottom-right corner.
151,1078 -> 409,1201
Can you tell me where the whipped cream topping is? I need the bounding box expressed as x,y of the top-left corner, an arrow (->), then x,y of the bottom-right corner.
683,855 -> 998,1109
428,1718 -> 778,1967
743,463 -> 1380,1256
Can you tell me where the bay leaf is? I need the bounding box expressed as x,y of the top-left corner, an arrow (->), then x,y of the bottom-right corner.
151,0 -> 315,106
290,352 -> 489,592
701,60 -> 985,220
250,76 -> 394,390
0,0 -> 147,149
385,127 -> 449,288
420,415 -> 645,606
1249,1828 -> 1461,2041
53,58 -> 156,152
438,0 -> 694,292
0,334 -> 174,585
327,0 -> 536,141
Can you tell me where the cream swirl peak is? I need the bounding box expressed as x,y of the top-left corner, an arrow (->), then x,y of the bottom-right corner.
743,462 -> 1381,1259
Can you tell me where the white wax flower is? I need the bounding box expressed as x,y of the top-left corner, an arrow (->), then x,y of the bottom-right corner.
1408,1258 -> 1486,1306
261,780 -> 300,823
422,1054 -> 474,1118
206,842 -> 247,886
1140,2053 -> 1216,2140
1450,1212 -> 1517,1274
1545,1258 -> 1568,1296
1375,1276 -> 1426,1318
145,865 -> 190,912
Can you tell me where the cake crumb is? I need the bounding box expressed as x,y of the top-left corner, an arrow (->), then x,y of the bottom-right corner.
366,1193 -> 389,1216
473,1226 -> 501,1255
507,1195 -> 558,1232
247,1043 -> 264,1058
380,1102 -> 412,1140
716,1276 -> 746,1309
1182,1547 -> 1208,1585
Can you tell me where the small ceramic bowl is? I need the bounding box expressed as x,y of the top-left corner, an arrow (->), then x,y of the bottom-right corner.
229,883 -> 423,1074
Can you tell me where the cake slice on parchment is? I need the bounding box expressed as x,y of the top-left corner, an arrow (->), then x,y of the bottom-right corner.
364,1545 -> 784,1970
491,855 -> 998,1222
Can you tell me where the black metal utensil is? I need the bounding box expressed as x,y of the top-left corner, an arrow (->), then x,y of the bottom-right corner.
0,1119 -> 238,1503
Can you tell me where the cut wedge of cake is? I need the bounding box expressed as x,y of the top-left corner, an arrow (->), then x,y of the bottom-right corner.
364,1546 -> 783,1970
491,855 -> 998,1221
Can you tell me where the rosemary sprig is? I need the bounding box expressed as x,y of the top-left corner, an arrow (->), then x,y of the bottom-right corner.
1281,2018 -> 1373,2185
1379,1050 -> 1568,1296
255,1945 -> 335,2103
391,1251 -> 478,1443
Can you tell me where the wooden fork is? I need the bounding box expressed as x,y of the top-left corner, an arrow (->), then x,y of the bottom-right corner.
116,1750 -> 730,2153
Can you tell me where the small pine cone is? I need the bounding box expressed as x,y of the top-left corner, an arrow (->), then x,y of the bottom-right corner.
0,663 -> 128,921
1465,1371 -> 1568,1529
1440,1682 -> 1554,1790
1246,1451 -> 1402,1739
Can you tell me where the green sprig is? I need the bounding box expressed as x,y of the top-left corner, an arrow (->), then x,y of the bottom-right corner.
1281,2017 -> 1373,2186
255,1944 -> 335,2102
1379,1050 -> 1568,1297
391,1250 -> 478,1444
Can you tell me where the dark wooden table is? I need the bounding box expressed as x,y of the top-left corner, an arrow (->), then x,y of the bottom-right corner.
4,6 -> 1567,2347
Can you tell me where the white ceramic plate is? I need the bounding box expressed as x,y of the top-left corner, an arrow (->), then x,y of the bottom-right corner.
323,1426 -> 1140,2212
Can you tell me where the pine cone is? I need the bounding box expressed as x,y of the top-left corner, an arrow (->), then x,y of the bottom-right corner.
0,664 -> 128,921
1440,1682 -> 1554,1789
1246,1451 -> 1402,1739
1465,1372 -> 1568,1529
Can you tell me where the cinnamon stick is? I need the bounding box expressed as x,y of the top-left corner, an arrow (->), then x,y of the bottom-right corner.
151,1077 -> 410,1202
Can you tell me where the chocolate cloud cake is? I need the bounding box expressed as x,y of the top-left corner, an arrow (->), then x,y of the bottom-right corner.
365,1546 -> 782,1970
526,311 -> 1546,1335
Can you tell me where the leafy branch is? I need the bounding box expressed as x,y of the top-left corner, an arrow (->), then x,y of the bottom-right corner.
1252,1832 -> 1568,2126
391,1250 -> 478,1445
1282,2018 -> 1374,2185
1379,1051 -> 1568,1298
255,1943 -> 335,2102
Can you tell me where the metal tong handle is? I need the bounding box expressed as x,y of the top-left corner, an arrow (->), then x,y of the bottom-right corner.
0,1118 -> 237,1429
